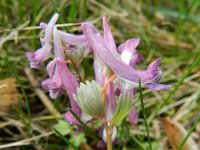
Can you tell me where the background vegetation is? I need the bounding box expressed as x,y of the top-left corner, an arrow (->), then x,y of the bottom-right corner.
0,0 -> 200,149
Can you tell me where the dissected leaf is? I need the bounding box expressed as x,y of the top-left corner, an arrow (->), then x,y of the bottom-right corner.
162,117 -> 198,150
110,94 -> 134,126
53,119 -> 71,136
69,132 -> 87,147
73,80 -> 104,119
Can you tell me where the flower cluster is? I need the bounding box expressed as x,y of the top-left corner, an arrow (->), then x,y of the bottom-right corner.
26,13 -> 172,148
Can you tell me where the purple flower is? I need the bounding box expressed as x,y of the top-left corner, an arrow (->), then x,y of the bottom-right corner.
26,13 -> 59,68
57,59 -> 92,125
56,59 -> 81,124
41,26 -> 65,99
81,21 -> 172,91
26,14 -> 173,148
118,38 -> 143,67
41,59 -> 64,99
51,27 -> 91,123
26,14 -> 93,125
57,30 -> 91,64
81,17 -> 172,127
105,83 -> 116,122
95,17 -> 138,127
93,17 -> 117,122
93,54 -> 106,86
128,107 -> 138,124
102,17 -> 117,54
26,43 -> 52,68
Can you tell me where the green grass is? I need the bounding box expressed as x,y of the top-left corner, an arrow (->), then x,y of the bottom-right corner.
5,57 -> 31,132
139,80 -> 152,150
177,114 -> 200,150
53,128 -> 78,150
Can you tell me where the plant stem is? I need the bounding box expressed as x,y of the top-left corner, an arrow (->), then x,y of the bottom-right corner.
101,74 -> 116,150
101,74 -> 116,106
68,59 -> 84,82
177,114 -> 200,150
106,127 -> 112,150
103,119 -> 113,150
139,79 -> 152,150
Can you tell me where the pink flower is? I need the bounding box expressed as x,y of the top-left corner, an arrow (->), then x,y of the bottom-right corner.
26,13 -> 59,68
81,20 -> 172,91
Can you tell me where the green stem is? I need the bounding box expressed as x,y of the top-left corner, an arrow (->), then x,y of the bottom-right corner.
139,79 -> 152,150
105,124 -> 113,150
107,134 -> 112,150
101,75 -> 116,150
177,114 -> 200,150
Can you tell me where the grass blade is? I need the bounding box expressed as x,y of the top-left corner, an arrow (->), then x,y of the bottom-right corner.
131,136 -> 146,150
177,115 -> 200,150
53,128 -> 79,150
17,96 -> 25,124
70,110 -> 99,139
80,0 -> 87,19
68,0 -> 77,22
31,0 -> 39,49
149,55 -> 200,124
5,57 -> 31,130
50,0 -> 65,25
138,79 -> 152,150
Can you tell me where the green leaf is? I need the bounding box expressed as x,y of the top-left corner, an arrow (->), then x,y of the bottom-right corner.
53,128 -> 78,150
110,94 -> 134,126
69,133 -> 87,147
53,120 -> 71,136
73,80 -> 104,119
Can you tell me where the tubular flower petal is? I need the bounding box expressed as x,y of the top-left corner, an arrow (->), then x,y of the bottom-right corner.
26,13 -> 59,68
41,26 -> 65,99
102,16 -> 117,54
57,30 -> 91,65
146,83 -> 173,91
118,38 -> 143,67
63,111 -> 79,125
105,83 -> 116,122
56,59 -> 81,119
94,54 -> 106,86
42,13 -> 59,43
42,58 -> 65,99
58,30 -> 88,46
118,38 -> 140,53
93,16 -> 117,87
26,43 -> 52,68
82,23 -> 153,84
128,107 -> 138,124
82,22 -> 172,90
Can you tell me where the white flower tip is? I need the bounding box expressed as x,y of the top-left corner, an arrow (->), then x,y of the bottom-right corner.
48,13 -> 59,25
121,50 -> 132,64
103,126 -> 117,143
53,13 -> 59,19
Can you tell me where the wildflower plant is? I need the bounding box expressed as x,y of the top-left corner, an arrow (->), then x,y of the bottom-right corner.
26,13 -> 172,150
